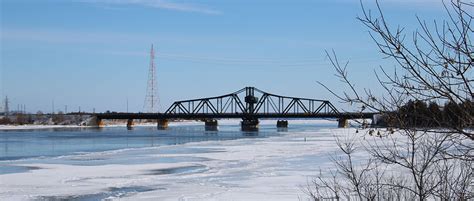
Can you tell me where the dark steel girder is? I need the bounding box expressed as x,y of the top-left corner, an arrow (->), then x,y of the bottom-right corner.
94,112 -> 376,120
164,87 -> 340,117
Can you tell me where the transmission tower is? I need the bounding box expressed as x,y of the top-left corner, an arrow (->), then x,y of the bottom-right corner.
144,44 -> 159,113
4,96 -> 9,116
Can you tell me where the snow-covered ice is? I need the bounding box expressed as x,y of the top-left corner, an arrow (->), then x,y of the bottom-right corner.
0,120 -> 350,201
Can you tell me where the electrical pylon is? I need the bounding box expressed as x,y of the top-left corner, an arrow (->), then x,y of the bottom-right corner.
144,44 -> 159,113
3,96 -> 9,116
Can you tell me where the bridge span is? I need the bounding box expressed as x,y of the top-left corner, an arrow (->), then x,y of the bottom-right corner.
90,87 -> 376,130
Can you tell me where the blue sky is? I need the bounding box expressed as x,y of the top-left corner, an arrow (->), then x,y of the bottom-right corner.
1,0 -> 446,113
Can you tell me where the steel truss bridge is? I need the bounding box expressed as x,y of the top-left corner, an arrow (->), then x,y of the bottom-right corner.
92,87 -> 376,129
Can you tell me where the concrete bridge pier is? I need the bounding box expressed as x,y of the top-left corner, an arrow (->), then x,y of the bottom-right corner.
276,120 -> 288,128
88,116 -> 104,128
241,119 -> 259,131
157,119 -> 169,130
127,119 -> 134,130
96,119 -> 105,128
204,119 -> 218,131
338,118 -> 348,128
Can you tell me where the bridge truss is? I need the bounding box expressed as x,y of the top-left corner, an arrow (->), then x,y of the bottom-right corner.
164,87 -> 339,117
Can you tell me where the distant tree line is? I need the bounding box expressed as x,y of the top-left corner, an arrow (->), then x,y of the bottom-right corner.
0,113 -> 35,125
376,100 -> 474,128
0,111 -> 66,125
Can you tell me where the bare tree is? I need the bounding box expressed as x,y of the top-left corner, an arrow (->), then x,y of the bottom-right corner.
306,130 -> 472,200
307,0 -> 473,200
320,0 -> 473,138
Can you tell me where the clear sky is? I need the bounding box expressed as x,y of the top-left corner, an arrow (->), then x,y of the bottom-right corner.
1,0 -> 446,113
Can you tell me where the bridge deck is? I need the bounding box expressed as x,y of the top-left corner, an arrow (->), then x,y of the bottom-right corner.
92,112 -> 375,120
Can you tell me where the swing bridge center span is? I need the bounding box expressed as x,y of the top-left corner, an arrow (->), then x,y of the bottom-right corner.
91,87 -> 377,130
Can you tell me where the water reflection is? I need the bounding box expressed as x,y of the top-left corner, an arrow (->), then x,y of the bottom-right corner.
242,132 -> 259,137
277,128 -> 288,132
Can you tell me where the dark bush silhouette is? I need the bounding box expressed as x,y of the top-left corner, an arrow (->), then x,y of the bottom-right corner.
379,100 -> 473,128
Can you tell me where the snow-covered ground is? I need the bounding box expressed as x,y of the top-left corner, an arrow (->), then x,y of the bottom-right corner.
0,121 -> 351,201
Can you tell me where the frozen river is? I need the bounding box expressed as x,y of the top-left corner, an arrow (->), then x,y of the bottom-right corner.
0,120 -> 347,200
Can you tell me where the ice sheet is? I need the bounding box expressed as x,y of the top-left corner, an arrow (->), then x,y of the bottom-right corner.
0,126 -> 350,201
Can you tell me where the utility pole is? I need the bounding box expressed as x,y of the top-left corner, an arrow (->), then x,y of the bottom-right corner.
65,105 -> 68,114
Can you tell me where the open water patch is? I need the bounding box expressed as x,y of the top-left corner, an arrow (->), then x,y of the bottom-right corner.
0,126 -> 282,163
0,165 -> 41,174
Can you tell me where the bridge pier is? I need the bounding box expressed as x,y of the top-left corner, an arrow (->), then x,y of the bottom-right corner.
157,119 -> 169,130
88,116 -> 104,128
241,119 -> 259,131
204,119 -> 218,131
338,118 -> 349,128
96,119 -> 105,128
127,119 -> 134,130
276,120 -> 288,128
